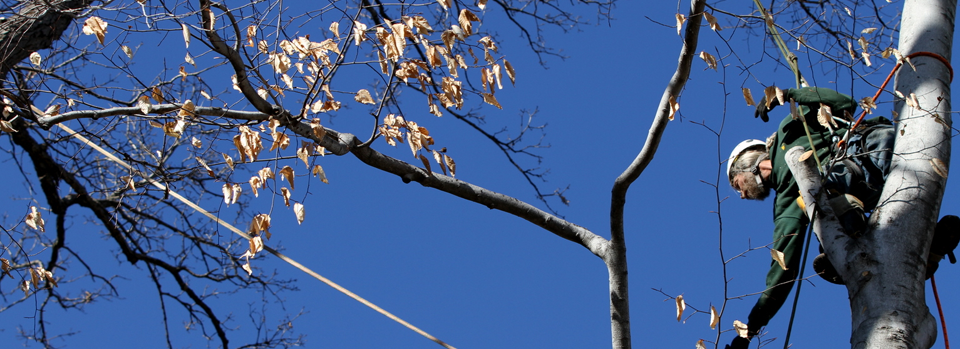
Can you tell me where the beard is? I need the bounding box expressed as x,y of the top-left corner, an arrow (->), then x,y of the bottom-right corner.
740,175 -> 771,200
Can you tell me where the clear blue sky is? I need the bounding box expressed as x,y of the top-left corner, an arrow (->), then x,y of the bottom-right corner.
0,1 -> 958,348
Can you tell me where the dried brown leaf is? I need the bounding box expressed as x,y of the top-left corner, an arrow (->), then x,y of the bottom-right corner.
481,93 -> 501,109
733,320 -> 750,338
931,158 -> 949,178
279,166 -> 295,190
297,146 -> 310,168
353,21 -> 368,46
152,87 -> 164,103
699,51 -> 717,70
163,119 -> 186,138
223,153 -> 235,170
222,183 -> 235,206
907,93 -> 921,110
182,23 -> 191,48
763,86 -> 778,108
312,164 -> 329,184
25,206 -> 45,232
676,295 -> 685,322
503,59 -> 516,85
0,119 -> 15,133
704,12 -> 720,31
817,103 -> 837,129
419,153 -> 433,175
138,96 -> 151,114
249,176 -> 262,197
250,214 -> 271,239
858,36 -> 869,52
329,22 -> 340,39
668,95 -> 679,121
29,52 -> 41,67
859,97 -> 877,114
259,167 -> 275,180
270,132 -> 290,151
30,267 -> 40,291
742,88 -> 755,106
355,89 -> 375,104
294,202 -> 305,224
458,9 -> 480,36
676,14 -> 686,35
771,249 -> 788,270
120,175 -> 136,192
82,17 -> 108,45
0,258 -> 9,280
281,187 -> 291,207
710,305 -> 719,329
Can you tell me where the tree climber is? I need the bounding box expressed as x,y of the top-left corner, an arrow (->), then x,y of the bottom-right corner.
723,87 -> 960,349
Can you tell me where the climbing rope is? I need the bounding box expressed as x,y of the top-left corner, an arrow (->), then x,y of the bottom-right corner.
781,217 -> 816,349
839,51 -> 954,150
55,123 -> 457,349
932,275 -> 952,349
746,3 -> 823,348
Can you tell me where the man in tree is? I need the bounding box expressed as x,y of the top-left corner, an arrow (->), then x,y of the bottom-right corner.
723,87 -> 959,349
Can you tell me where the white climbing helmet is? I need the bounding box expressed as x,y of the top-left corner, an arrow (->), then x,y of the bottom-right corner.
727,139 -> 768,181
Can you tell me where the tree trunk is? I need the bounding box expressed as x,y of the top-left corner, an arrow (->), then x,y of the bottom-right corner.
0,0 -> 96,79
851,0 -> 954,347
607,0 -> 705,347
786,0 -> 954,347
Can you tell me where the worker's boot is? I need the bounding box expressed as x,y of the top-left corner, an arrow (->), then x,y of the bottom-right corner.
813,253 -> 844,285
829,194 -> 867,238
927,215 -> 960,278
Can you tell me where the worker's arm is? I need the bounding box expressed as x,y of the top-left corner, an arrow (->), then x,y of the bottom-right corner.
745,207 -> 807,331
755,87 -> 856,123
786,87 -> 858,120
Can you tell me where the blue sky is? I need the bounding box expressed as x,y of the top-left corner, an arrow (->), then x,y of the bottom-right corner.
0,1 -> 958,348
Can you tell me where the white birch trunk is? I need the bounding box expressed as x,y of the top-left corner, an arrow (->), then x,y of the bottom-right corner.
786,0 -> 954,347
852,0 -> 953,347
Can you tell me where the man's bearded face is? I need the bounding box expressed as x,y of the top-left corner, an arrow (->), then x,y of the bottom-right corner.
734,173 -> 771,200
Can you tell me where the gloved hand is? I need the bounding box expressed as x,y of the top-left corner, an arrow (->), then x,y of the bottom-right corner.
725,336 -> 751,349
754,96 -> 779,122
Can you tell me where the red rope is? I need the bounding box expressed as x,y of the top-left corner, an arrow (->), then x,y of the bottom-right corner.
932,275 -> 951,349
838,51 -> 953,149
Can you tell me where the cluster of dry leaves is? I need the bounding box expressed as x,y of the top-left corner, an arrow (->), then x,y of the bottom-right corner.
0,207 -> 59,296
10,0 -> 520,281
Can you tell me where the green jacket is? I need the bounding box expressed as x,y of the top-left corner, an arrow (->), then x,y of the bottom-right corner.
746,87 -> 856,330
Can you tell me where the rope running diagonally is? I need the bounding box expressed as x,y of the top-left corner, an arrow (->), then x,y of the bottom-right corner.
55,123 -> 457,349
748,2 -> 821,348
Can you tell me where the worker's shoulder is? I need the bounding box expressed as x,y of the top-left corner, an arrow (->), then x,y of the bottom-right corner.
789,86 -> 850,99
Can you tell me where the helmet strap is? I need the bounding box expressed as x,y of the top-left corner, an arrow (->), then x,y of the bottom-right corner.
750,153 -> 769,185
